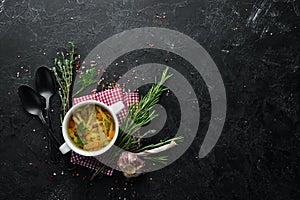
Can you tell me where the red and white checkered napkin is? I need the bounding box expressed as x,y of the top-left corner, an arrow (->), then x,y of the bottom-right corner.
70,88 -> 139,176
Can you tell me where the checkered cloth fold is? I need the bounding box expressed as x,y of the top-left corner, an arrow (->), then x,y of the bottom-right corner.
70,88 -> 139,176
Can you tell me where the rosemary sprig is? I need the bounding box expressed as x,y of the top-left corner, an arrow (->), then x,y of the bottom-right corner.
52,42 -> 78,121
144,155 -> 169,165
117,67 -> 173,149
72,67 -> 98,97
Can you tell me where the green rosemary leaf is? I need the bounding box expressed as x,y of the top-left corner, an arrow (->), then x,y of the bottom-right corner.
144,156 -> 168,165
72,67 -> 98,97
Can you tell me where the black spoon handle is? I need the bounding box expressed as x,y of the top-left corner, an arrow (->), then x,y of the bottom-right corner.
45,107 -> 60,163
39,113 -> 75,169
45,107 -> 53,132
38,113 -> 61,147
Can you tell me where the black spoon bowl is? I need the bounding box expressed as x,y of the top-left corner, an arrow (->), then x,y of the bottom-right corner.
18,85 -> 60,146
35,66 -> 56,110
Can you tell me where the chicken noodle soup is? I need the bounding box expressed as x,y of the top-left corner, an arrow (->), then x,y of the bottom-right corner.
67,104 -> 115,151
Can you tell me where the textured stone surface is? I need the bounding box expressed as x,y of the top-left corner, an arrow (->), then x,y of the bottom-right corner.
0,0 -> 300,199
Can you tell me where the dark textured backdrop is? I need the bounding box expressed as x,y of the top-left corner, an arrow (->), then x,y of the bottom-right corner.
0,0 -> 300,199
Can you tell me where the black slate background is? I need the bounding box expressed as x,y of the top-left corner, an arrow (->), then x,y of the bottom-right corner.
1,0 -> 300,199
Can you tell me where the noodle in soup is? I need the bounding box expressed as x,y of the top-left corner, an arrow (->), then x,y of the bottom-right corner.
67,104 -> 115,151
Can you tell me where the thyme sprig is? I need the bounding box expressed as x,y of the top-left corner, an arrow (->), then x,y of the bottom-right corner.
52,42 -> 78,122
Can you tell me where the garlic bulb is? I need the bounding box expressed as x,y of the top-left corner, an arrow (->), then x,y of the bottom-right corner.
117,141 -> 177,178
117,151 -> 145,178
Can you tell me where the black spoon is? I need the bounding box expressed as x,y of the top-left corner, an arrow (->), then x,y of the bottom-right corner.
35,66 -> 59,161
18,85 -> 75,169
18,85 -> 60,147
35,66 -> 56,124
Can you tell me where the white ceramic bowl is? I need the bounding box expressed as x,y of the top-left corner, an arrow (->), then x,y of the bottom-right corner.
59,100 -> 124,156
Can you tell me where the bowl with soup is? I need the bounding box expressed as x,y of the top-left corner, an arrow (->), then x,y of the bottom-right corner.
59,100 -> 124,156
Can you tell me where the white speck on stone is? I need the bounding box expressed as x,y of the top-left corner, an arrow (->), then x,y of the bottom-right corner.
221,49 -> 230,53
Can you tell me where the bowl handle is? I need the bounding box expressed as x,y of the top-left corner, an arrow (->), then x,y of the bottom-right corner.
59,142 -> 71,154
110,101 -> 125,115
